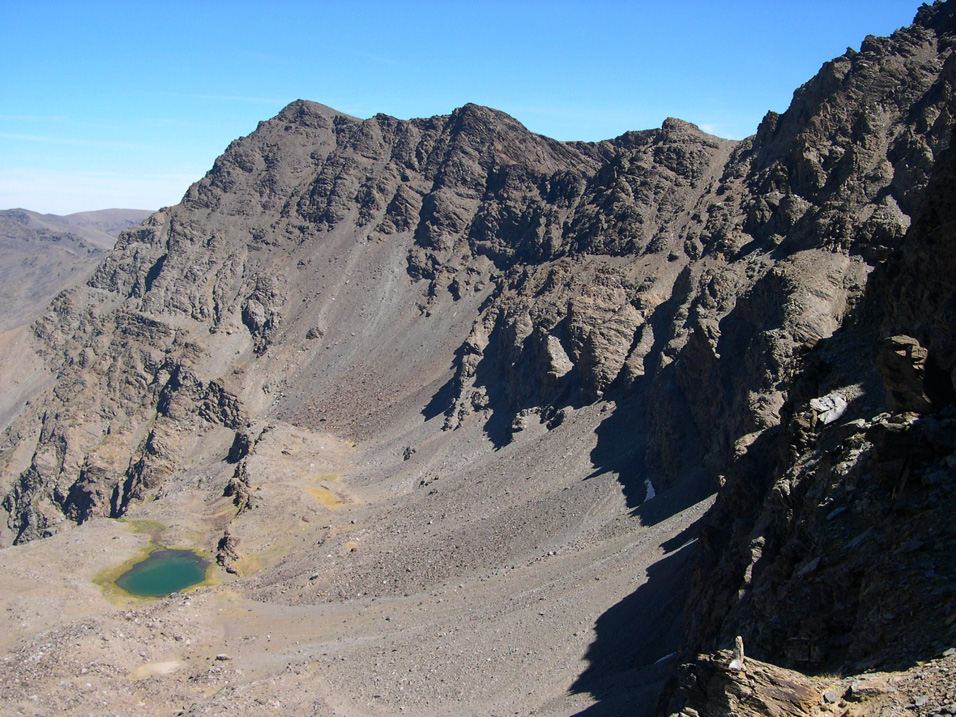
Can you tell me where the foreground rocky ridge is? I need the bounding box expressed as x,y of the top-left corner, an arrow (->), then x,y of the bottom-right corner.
0,2 -> 955,714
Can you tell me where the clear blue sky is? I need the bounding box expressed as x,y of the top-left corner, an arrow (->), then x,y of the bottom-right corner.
0,1 -> 925,215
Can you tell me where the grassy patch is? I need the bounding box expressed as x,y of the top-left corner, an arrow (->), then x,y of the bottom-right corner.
304,483 -> 344,508
230,553 -> 265,576
121,518 -> 166,541
93,519 -> 217,603
302,472 -> 345,508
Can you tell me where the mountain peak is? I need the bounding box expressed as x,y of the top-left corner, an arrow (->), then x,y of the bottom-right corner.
270,99 -> 360,129
914,0 -> 956,31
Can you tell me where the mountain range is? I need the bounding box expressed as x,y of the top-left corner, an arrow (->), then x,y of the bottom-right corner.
1,3 -> 955,715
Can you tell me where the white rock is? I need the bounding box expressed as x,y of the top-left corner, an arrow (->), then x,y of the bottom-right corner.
810,392 -> 848,425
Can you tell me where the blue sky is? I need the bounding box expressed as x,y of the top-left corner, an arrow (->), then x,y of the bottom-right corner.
1,1 -> 924,214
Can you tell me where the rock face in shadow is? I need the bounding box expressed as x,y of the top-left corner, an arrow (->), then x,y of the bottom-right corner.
664,3 -> 956,712
0,2 -> 955,713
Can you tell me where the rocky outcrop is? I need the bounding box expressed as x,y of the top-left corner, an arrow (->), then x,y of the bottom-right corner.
672,649 -> 824,717
669,647 -> 956,717
877,335 -> 937,413
665,4 -> 956,710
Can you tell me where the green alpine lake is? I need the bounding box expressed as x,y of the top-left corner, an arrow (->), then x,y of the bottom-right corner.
114,549 -> 209,597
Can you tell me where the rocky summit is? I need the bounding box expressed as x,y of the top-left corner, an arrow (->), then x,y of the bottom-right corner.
1,3 -> 956,715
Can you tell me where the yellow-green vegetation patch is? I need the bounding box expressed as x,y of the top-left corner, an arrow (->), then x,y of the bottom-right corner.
229,552 -> 265,576
123,518 -> 166,540
227,527 -> 305,576
304,483 -> 344,508
94,519 -> 217,603
300,472 -> 345,508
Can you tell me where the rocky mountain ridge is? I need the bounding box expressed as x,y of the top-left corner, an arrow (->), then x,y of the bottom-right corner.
0,2 -> 954,715
0,208 -> 151,332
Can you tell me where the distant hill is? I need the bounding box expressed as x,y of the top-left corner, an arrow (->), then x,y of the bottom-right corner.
0,208 -> 151,331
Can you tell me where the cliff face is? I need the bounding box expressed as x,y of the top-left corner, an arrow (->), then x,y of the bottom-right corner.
0,2 -> 955,714
0,102 -> 739,543
664,3 -> 956,713
684,125 -> 956,669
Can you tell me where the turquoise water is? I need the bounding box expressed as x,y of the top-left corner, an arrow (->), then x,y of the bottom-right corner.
115,549 -> 209,597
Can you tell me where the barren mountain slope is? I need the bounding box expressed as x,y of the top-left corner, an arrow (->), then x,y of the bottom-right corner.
0,102 -> 727,716
0,208 -> 151,475
0,3 -> 955,716
0,208 -> 151,331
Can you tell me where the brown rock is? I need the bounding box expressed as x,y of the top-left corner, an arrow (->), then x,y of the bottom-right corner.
877,335 -> 934,413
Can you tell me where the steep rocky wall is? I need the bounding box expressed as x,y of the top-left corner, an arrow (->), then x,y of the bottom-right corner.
442,1 -> 956,501
679,131 -> 956,662
664,3 -> 956,711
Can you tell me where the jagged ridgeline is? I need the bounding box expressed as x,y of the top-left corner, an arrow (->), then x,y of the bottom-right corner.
1,2 -> 956,712
4,4 -> 953,546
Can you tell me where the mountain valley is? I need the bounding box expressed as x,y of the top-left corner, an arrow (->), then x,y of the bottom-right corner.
1,4 -> 956,715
